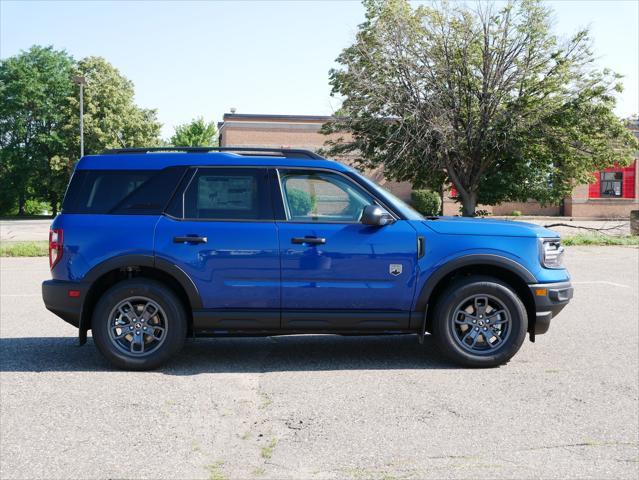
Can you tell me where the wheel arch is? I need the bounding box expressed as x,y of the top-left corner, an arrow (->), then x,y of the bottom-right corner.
79,255 -> 201,341
416,255 -> 536,336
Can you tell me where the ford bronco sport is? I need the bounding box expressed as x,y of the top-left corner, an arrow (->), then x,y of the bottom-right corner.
42,147 -> 573,370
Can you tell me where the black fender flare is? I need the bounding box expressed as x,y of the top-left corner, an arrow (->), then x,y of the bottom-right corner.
82,254 -> 203,309
79,254 -> 202,342
414,254 -> 536,312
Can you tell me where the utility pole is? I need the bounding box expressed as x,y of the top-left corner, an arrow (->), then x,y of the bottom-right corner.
73,76 -> 87,157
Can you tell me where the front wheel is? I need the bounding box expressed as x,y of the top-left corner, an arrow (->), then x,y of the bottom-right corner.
431,276 -> 528,367
92,279 -> 187,370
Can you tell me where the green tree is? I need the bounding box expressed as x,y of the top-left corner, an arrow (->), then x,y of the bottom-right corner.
0,46 -> 75,215
0,50 -> 163,215
323,0 -> 638,216
52,57 -> 162,214
170,117 -> 217,147
63,56 -> 162,155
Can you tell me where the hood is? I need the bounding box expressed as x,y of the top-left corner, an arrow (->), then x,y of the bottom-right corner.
421,216 -> 558,238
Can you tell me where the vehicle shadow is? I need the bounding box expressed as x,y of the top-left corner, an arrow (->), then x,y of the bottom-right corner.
0,334 -> 456,373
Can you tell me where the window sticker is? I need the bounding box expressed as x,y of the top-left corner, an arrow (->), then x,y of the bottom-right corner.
198,176 -> 255,210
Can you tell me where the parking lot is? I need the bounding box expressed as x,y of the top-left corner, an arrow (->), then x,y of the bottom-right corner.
1,246 -> 637,479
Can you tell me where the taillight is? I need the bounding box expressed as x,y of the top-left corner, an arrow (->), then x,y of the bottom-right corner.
49,229 -> 63,270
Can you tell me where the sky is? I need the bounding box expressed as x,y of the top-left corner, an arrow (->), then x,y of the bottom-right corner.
1,0 -> 637,139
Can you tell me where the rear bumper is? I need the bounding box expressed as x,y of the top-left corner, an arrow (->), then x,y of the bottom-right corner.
42,280 -> 87,328
529,281 -> 573,335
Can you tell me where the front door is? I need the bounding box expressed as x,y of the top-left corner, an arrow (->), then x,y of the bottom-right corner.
154,167 -> 280,331
275,168 -> 418,330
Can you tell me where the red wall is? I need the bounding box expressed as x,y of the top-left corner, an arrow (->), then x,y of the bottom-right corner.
588,160 -> 636,199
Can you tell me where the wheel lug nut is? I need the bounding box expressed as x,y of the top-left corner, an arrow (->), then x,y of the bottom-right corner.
143,327 -> 147,330
475,327 -> 479,331
472,320 -> 476,324
483,327 -> 487,330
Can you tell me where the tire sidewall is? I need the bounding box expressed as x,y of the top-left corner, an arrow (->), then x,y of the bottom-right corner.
432,277 -> 528,367
92,279 -> 187,370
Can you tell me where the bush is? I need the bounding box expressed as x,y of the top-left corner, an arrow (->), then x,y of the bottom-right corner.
24,199 -> 50,216
287,188 -> 315,217
511,210 -> 522,216
411,189 -> 441,216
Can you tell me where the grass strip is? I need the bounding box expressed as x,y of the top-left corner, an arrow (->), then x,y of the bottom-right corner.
0,241 -> 49,257
563,234 -> 639,246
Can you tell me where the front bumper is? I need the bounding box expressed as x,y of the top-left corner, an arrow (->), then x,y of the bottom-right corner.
528,281 -> 573,335
42,280 -> 87,328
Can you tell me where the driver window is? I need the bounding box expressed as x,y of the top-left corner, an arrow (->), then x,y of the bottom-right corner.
279,170 -> 375,222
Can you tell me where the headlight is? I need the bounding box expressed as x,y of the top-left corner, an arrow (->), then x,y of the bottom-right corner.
540,238 -> 564,269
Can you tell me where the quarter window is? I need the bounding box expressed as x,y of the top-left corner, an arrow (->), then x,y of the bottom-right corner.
279,170 -> 375,222
600,172 -> 622,197
62,170 -> 171,214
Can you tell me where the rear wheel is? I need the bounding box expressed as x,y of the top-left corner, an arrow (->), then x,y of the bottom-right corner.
431,276 -> 527,367
92,279 -> 187,370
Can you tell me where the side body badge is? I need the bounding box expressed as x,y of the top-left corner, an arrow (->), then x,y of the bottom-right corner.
389,264 -> 402,276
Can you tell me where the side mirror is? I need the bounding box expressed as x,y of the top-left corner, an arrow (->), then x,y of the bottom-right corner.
361,205 -> 395,226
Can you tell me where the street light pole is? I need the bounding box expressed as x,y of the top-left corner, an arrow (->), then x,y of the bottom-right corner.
73,76 -> 86,158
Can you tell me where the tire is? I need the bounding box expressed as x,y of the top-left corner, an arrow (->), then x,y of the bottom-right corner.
431,275 -> 528,367
91,279 -> 187,370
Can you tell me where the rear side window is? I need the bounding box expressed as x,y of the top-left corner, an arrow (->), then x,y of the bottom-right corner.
62,167 -> 186,214
168,168 -> 272,220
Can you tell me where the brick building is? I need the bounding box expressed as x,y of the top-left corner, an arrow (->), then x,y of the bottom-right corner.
218,113 -> 412,200
218,112 -> 639,218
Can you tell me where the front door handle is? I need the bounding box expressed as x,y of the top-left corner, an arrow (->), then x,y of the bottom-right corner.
173,235 -> 207,244
291,236 -> 326,245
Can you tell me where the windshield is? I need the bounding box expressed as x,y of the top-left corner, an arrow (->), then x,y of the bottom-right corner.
350,170 -> 424,220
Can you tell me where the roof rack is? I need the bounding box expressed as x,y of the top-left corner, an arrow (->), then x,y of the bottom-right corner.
103,146 -> 325,160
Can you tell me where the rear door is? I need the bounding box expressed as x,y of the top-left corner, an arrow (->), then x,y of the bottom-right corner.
154,167 -> 280,331
274,168 -> 418,331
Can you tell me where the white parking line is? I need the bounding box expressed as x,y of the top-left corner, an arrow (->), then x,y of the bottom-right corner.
572,281 -> 631,289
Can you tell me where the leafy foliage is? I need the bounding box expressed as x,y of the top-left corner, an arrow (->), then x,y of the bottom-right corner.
0,47 -> 162,215
24,199 -> 51,215
63,56 -> 162,155
322,0 -> 638,216
287,188 -> 315,217
0,46 -> 75,214
411,189 -> 441,216
170,117 -> 217,147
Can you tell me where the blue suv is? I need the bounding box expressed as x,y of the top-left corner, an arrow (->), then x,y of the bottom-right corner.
42,147 -> 573,370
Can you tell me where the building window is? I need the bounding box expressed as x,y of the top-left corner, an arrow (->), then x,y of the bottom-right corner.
600,172 -> 623,197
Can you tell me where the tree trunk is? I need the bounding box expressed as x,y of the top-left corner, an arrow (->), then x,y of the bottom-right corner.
50,193 -> 58,217
18,193 -> 26,216
460,191 -> 477,217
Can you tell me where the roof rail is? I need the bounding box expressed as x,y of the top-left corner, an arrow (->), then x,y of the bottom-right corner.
103,146 -> 325,160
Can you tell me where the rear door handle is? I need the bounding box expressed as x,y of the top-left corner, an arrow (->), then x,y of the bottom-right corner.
291,236 -> 326,245
173,235 -> 207,244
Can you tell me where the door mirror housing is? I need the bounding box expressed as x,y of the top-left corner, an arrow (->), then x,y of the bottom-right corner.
361,205 -> 395,226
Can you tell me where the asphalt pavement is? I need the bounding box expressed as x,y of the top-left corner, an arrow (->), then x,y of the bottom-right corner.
0,247 -> 637,479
